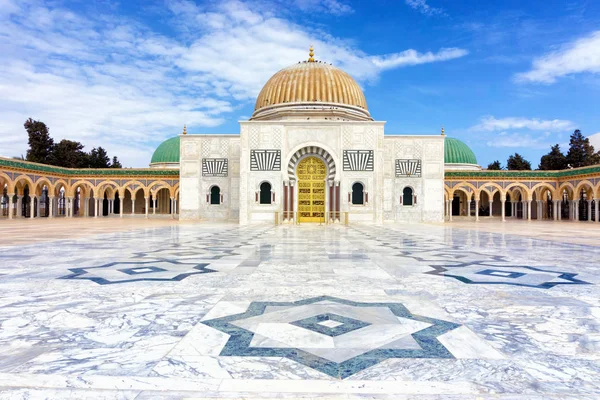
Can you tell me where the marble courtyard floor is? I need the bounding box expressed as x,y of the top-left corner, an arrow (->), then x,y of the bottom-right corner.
0,220 -> 599,399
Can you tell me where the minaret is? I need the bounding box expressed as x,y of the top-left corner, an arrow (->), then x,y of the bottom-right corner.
183,125 -> 187,135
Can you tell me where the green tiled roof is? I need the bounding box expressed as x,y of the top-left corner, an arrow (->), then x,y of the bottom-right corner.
445,137 -> 478,165
0,157 -> 178,176
445,164 -> 600,179
151,136 -> 180,164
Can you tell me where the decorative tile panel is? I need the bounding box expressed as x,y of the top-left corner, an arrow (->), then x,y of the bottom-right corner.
250,150 -> 281,171
343,150 -> 374,171
202,158 -> 228,177
395,159 -> 422,177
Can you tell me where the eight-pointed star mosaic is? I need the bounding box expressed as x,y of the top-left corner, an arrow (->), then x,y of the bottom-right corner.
202,296 -> 462,379
59,260 -> 216,285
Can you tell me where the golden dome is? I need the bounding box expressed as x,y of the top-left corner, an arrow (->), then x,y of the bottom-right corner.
251,50 -> 371,121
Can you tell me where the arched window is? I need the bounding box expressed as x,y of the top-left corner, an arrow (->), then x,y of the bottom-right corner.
210,186 -> 221,205
259,182 -> 272,204
403,187 -> 414,206
351,182 -> 364,205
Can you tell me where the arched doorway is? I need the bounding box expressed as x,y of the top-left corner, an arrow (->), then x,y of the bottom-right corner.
297,156 -> 326,223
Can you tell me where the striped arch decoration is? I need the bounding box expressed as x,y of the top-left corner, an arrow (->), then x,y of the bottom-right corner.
287,146 -> 336,182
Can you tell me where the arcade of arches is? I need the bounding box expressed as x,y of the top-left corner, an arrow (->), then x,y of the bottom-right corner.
3,157 -> 600,223
445,168 -> 600,222
0,158 -> 179,219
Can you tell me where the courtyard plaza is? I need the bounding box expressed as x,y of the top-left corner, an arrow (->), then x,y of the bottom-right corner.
0,219 -> 598,399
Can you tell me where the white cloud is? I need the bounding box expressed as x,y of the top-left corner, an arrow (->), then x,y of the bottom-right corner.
485,131 -> 554,149
371,48 -> 468,69
590,132 -> 600,150
471,116 -> 576,132
288,0 -> 353,15
0,0 -> 467,166
516,30 -> 600,83
404,0 -> 445,16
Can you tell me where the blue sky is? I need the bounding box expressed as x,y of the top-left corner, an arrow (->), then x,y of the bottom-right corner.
1,0 -> 599,167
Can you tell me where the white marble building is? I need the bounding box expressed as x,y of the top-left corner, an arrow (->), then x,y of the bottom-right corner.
179,49 -> 445,224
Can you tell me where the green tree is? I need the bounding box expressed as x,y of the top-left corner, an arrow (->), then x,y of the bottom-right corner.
88,147 -> 111,168
24,119 -> 54,164
52,140 -> 88,168
507,153 -> 532,170
538,144 -> 568,170
566,129 -> 600,168
486,160 -> 503,170
110,156 -> 122,168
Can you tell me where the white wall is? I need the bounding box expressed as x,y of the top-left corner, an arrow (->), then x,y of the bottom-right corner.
179,125 -> 445,224
179,134 -> 240,221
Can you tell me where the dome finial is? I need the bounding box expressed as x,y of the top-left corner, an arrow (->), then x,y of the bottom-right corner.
308,45 -> 315,62
183,124 -> 187,135
441,126 -> 445,136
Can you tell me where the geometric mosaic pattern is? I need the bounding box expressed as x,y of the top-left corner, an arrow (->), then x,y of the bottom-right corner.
290,313 -> 371,337
427,262 -> 592,289
59,260 -> 216,285
202,296 -> 461,379
349,225 -> 591,288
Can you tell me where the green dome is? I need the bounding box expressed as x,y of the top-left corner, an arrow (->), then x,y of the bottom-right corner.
445,137 -> 477,165
151,136 -> 180,164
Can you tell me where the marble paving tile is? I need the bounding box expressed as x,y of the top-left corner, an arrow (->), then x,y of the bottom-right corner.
0,222 -> 599,398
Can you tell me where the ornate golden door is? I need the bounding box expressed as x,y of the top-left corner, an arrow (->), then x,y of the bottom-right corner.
297,156 -> 326,223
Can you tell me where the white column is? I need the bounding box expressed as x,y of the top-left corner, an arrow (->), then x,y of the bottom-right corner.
558,201 -> 562,221
145,197 -> 149,219
553,200 -> 558,221
153,199 -> 156,215
170,197 -> 175,219
120,199 -> 124,218
588,200 -> 592,222
501,199 -> 506,222
449,198 -> 453,221
574,201 -> 579,221
174,199 -> 177,215
131,199 -> 135,215
475,200 -> 479,221
94,198 -> 98,218
527,201 -> 532,221
8,194 -> 13,220
16,196 -> 22,218
30,196 -> 35,218
595,200 -> 599,223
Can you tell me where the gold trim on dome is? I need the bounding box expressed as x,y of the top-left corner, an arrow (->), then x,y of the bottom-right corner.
253,61 -> 369,115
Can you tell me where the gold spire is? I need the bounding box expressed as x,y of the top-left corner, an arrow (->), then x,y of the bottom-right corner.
183,124 -> 187,135
441,126 -> 445,136
308,45 -> 315,62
